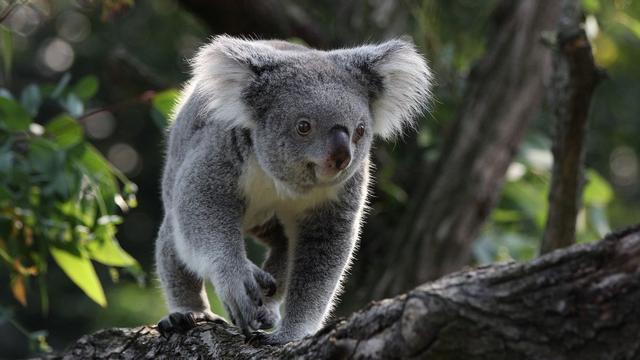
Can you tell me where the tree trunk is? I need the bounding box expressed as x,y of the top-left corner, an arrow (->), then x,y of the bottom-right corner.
50,226 -> 640,359
350,0 -> 562,305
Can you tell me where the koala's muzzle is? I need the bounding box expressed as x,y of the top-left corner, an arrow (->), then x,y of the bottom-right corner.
326,127 -> 352,172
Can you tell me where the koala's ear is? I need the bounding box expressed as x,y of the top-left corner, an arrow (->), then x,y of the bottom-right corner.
335,39 -> 432,139
190,35 -> 281,129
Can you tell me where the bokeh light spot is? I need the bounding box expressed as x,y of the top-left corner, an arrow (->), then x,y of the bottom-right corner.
610,146 -> 638,187
39,38 -> 75,72
56,10 -> 91,43
84,111 -> 116,140
4,4 -> 41,36
108,143 -> 141,176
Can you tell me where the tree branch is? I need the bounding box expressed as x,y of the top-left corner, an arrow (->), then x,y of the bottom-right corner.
53,225 -> 640,359
541,0 -> 603,254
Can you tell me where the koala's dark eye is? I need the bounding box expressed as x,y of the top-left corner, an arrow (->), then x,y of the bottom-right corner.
296,120 -> 312,136
354,123 -> 366,142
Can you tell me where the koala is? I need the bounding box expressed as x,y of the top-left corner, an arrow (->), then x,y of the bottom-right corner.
155,35 -> 431,345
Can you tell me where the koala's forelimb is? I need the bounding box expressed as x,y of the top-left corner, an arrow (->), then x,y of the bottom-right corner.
276,174 -> 366,342
166,147 -> 277,335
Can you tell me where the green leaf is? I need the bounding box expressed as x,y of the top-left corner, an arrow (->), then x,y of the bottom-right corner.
73,144 -> 119,212
20,84 -> 42,117
87,235 -> 137,267
491,209 -> 522,223
583,169 -> 613,206
71,76 -> 99,101
503,180 -> 549,229
28,138 -> 62,175
152,88 -> 179,122
0,97 -> 31,131
615,12 -> 640,40
47,170 -> 77,198
76,144 -> 116,186
51,73 -> 71,99
582,0 -> 601,13
46,115 -> 83,149
50,246 -> 107,307
64,94 -> 84,117
0,150 -> 13,173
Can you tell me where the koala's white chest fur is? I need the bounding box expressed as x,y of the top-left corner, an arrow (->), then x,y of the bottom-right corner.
239,157 -> 340,232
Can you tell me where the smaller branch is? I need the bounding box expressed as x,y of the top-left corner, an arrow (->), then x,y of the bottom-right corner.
76,90 -> 155,122
541,0 -> 603,254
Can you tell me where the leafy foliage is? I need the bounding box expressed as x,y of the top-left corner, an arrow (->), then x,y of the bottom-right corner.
0,76 -> 139,315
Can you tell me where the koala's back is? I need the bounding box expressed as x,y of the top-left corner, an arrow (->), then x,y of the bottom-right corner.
161,86 -> 251,209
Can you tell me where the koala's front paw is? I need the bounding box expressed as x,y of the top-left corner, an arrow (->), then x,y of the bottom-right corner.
157,310 -> 224,338
219,263 -> 277,336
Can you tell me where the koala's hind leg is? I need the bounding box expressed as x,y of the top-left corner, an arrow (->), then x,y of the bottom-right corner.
155,218 -> 223,336
249,217 -> 289,326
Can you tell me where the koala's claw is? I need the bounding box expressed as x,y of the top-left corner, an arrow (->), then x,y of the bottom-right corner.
246,331 -> 270,346
246,331 -> 292,346
157,311 -> 224,338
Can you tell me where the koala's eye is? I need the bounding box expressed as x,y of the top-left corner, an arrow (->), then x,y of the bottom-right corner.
354,123 -> 366,142
296,120 -> 312,136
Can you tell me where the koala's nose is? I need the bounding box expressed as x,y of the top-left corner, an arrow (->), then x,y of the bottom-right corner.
327,127 -> 351,171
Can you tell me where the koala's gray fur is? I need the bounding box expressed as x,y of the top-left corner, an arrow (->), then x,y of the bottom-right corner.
155,35 -> 431,344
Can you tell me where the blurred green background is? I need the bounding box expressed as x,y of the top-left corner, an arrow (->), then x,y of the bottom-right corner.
0,0 -> 638,357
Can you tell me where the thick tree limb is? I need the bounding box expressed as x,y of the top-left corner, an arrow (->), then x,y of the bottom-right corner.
541,0 -> 602,254
53,226 -> 640,359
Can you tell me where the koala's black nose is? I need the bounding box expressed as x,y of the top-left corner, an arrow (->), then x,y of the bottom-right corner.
327,127 -> 351,171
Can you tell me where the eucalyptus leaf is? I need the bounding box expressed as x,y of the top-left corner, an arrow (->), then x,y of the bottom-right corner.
87,235 -> 137,267
51,73 -> 72,99
71,76 -> 99,101
28,138 -> 61,175
152,88 -> 179,123
74,144 -> 119,212
46,115 -> 83,149
0,97 -> 31,131
64,94 -> 84,118
583,170 -> 613,206
50,246 -> 107,307
20,84 -> 42,117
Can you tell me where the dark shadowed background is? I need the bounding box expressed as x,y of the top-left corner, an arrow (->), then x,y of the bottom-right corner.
0,0 -> 638,357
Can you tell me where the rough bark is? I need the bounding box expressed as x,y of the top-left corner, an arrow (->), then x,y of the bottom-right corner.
50,226 -> 640,359
541,0 -> 602,254
352,0 -> 562,304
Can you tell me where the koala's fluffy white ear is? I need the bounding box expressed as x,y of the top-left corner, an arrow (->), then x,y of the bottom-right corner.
190,35 -> 279,129
342,40 -> 432,139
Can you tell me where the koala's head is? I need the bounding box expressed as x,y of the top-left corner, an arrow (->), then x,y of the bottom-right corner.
192,36 -> 432,194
